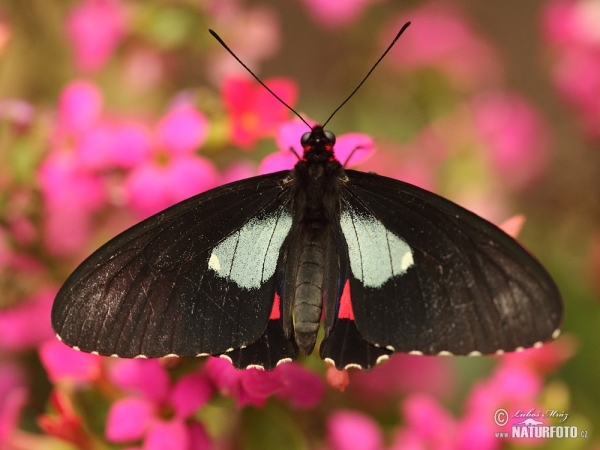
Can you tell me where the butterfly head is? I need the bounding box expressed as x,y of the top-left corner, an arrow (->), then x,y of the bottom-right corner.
300,126 -> 336,162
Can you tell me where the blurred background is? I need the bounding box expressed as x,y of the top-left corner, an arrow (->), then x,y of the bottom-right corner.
0,0 -> 599,449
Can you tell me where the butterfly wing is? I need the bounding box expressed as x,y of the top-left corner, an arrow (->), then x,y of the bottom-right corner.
322,170 -> 562,367
52,172 -> 296,362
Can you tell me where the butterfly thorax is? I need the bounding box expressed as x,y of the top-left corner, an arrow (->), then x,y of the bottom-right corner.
285,128 -> 344,355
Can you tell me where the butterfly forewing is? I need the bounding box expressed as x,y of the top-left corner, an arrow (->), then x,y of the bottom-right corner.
337,170 -> 562,357
51,172 -> 293,359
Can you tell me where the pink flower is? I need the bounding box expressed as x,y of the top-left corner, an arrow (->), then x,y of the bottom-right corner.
39,340 -> 103,383
66,0 -> 128,72
222,76 -> 298,149
206,4 -> 281,83
39,80 -> 115,255
392,394 -> 456,450
206,357 -> 324,409
56,80 -> 103,135
326,366 -> 350,392
543,0 -> 600,49
0,288 -> 55,351
359,126 -> 448,191
300,0 -> 382,28
38,150 -> 107,255
471,91 -> 550,190
349,354 -> 455,406
499,214 -> 525,239
105,359 -> 212,449
0,362 -> 28,448
543,1 -> 600,137
327,410 -> 383,450
499,335 -> 576,376
384,2 -> 501,90
0,98 -> 35,133
221,161 -> 257,184
124,103 -> 218,217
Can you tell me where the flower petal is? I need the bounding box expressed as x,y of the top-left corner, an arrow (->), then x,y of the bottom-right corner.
327,410 -> 383,450
171,372 -> 212,419
105,397 -> 154,443
143,420 -> 188,450
39,340 -> 102,383
156,104 -> 209,156
109,359 -> 170,403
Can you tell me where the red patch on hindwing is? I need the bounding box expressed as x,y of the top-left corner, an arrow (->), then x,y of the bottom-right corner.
270,292 -> 281,319
337,280 -> 355,320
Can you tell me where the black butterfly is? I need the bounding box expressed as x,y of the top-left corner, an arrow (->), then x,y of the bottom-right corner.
51,24 -> 563,371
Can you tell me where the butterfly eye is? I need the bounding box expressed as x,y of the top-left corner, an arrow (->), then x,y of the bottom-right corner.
301,132 -> 312,148
324,130 -> 336,145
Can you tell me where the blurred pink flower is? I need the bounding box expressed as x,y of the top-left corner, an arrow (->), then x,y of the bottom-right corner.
56,80 -> 103,135
471,91 -> 550,190
499,214 -> 525,239
544,0 -> 600,49
349,354 -> 455,406
124,103 -> 218,217
392,394 -> 456,450
457,363 -> 546,449
392,357 -> 556,450
66,0 -> 128,72
38,150 -> 107,255
325,366 -> 350,392
384,2 -> 501,90
106,359 -> 212,449
499,334 -> 576,376
222,76 -> 298,149
0,362 -> 28,448
207,3 -> 281,83
39,80 -> 115,255
0,288 -> 55,351
327,410 -> 383,450
221,161 -> 257,184
111,120 -> 153,168
0,98 -> 35,133
361,125 -> 449,192
300,0 -> 382,28
543,1 -> 600,137
39,340 -> 103,383
206,357 -> 324,409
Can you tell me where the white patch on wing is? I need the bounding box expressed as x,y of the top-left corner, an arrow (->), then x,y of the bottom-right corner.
340,206 -> 414,288
208,253 -> 220,271
208,207 -> 292,290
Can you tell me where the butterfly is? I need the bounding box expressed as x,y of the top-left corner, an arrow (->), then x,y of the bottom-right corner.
51,23 -> 563,371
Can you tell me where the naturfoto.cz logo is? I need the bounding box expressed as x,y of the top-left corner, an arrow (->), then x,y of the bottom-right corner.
493,408 -> 588,440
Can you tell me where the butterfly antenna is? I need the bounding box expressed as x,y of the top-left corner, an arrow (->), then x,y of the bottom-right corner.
322,22 -> 411,128
209,29 -> 312,130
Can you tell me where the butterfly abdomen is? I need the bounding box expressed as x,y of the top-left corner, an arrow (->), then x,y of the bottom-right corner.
293,235 -> 327,355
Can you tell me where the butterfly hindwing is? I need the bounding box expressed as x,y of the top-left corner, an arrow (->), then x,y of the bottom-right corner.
336,170 -> 562,357
51,172 -> 294,359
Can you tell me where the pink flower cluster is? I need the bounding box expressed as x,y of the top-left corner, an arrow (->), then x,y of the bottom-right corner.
37,343 -> 325,449
327,339 -> 575,450
544,0 -> 600,137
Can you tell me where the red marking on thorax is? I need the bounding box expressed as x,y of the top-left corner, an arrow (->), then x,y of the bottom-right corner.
338,280 -> 355,320
270,292 -> 281,319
